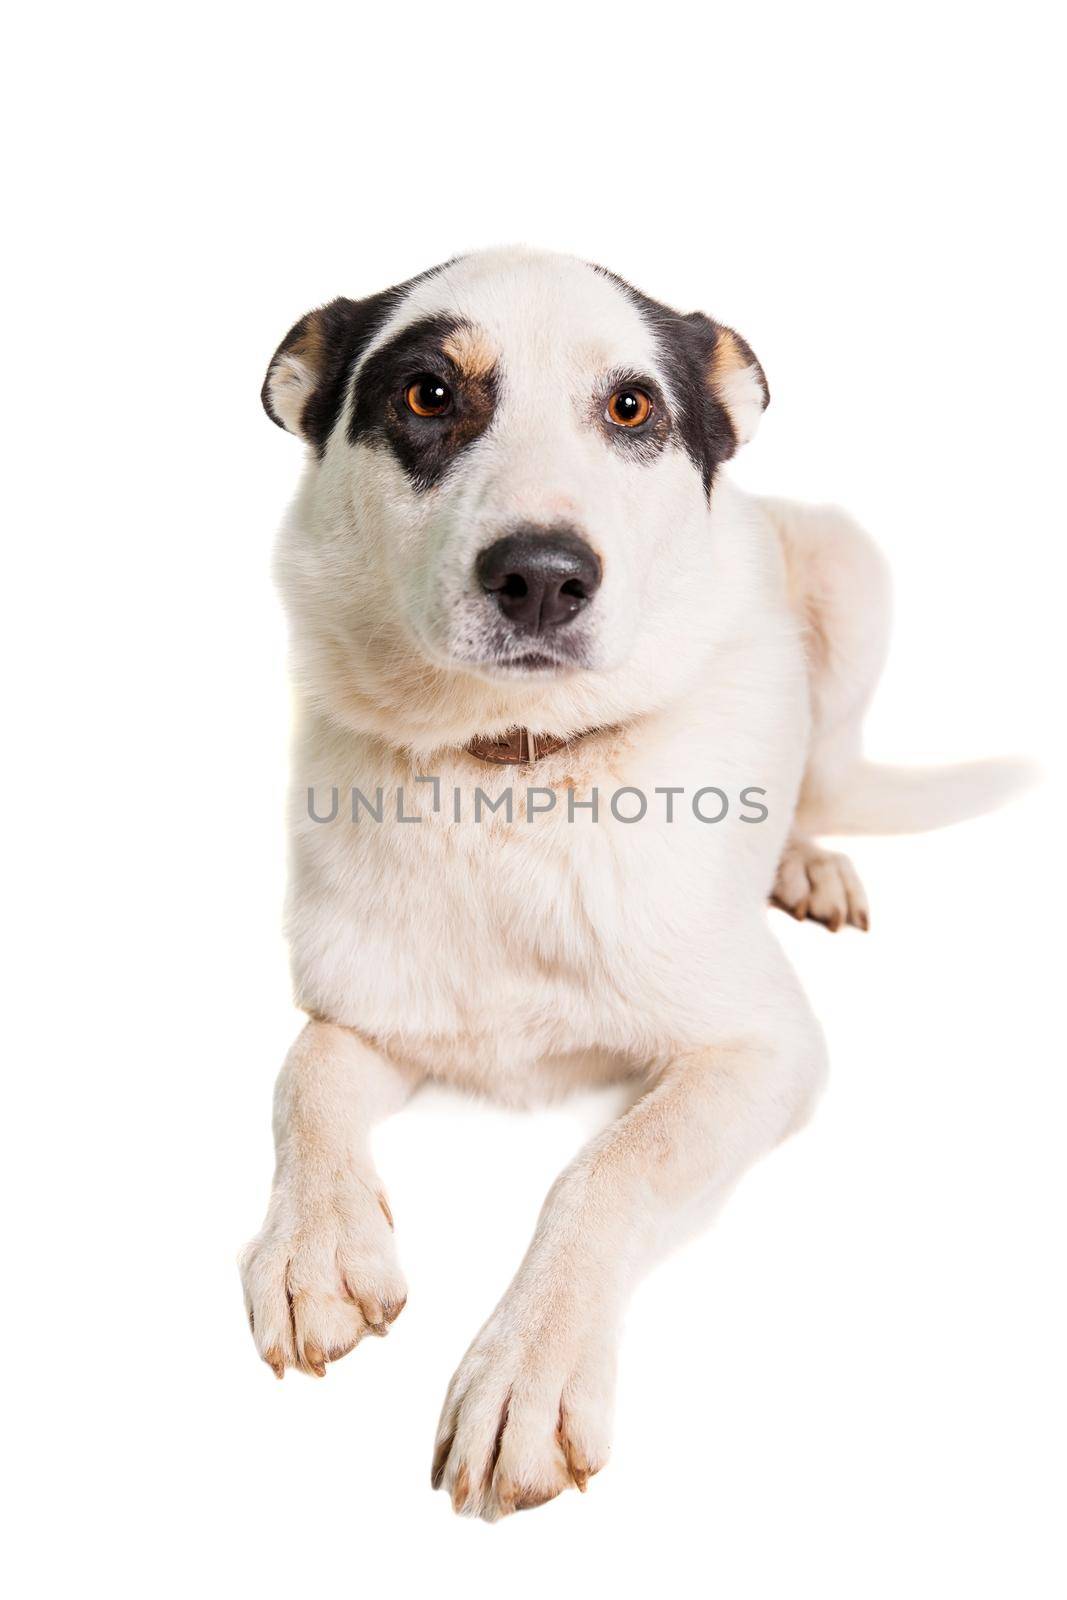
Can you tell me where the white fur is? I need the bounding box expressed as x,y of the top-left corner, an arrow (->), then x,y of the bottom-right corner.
713,360 -> 766,445
265,352 -> 317,435
240,248 -> 1021,1519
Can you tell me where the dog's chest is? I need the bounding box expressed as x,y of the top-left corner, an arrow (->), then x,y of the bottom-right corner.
287,668 -> 807,1089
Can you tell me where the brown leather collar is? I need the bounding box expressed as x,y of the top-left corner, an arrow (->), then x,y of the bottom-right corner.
465,728 -> 581,765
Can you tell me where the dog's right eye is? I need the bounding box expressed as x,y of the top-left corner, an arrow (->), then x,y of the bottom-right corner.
405,375 -> 453,418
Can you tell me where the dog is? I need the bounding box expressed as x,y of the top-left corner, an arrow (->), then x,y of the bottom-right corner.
240,247 -> 1024,1520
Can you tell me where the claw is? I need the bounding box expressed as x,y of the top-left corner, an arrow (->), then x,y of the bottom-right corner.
302,1341 -> 327,1377
451,1464 -> 471,1513
431,1434 -> 454,1490
262,1346 -> 286,1379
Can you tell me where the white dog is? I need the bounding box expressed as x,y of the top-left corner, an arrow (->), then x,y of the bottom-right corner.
241,247 -> 1022,1519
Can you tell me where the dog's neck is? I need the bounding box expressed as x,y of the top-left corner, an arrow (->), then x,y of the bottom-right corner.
465,726 -> 602,766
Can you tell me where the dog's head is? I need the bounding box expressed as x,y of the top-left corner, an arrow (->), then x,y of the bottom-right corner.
265,249 -> 768,750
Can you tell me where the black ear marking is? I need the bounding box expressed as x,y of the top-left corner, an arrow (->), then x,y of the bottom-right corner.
262,294 -> 403,452
262,261 -> 458,455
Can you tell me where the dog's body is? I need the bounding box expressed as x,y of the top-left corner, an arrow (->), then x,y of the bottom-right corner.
241,248 -> 1020,1519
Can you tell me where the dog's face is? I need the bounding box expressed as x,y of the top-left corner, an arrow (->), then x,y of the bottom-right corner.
265,249 -> 768,748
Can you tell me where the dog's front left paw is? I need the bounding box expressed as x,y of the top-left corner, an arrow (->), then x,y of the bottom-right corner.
432,1310 -> 615,1520
239,1180 -> 406,1378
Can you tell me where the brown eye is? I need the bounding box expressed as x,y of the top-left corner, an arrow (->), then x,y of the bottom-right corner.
405,375 -> 453,417
606,387 -> 653,428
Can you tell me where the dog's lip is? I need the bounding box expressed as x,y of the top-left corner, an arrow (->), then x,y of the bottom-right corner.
494,651 -> 569,671
474,648 -> 582,673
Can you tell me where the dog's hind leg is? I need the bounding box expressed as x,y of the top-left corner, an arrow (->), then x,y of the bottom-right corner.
765,497 -> 892,929
239,1021 -> 420,1378
772,831 -> 870,931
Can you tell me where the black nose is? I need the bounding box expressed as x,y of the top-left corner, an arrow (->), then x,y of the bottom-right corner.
476,526 -> 602,632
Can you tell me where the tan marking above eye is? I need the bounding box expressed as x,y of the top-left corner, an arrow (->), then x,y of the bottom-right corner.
606,388 -> 653,428
405,376 -> 453,417
441,326 -> 498,379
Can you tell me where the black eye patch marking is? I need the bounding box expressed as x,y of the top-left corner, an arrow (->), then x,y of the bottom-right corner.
593,371 -> 672,463
348,315 -> 499,492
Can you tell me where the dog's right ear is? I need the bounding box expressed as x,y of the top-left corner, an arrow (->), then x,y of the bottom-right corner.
262,294 -> 396,453
262,299 -> 363,451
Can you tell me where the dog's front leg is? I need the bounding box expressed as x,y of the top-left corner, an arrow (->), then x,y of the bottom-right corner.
433,1032 -> 825,1518
240,1020 -> 419,1377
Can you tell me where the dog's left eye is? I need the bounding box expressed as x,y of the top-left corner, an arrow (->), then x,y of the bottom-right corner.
606,388 -> 653,428
405,375 -> 453,418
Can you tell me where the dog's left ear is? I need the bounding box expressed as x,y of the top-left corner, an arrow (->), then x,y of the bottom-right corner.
708,324 -> 769,449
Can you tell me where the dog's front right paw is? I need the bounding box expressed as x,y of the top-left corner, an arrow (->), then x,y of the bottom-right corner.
239,1180 -> 406,1378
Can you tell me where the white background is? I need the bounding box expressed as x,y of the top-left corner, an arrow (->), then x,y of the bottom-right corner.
5,3 -> 1064,1596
